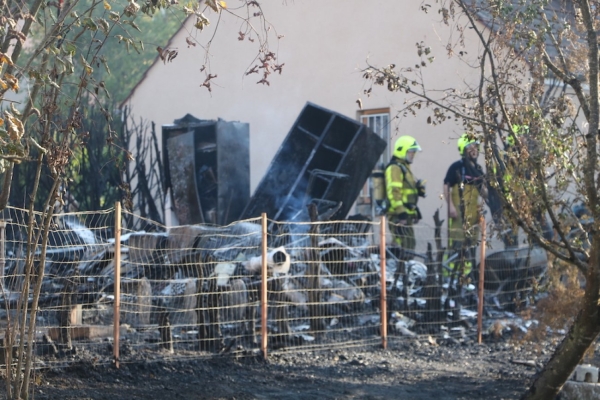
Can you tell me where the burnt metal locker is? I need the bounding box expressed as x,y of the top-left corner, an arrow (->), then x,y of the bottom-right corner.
162,114 -> 250,226
241,102 -> 386,222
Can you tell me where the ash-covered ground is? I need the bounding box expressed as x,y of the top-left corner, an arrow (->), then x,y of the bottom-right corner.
24,334 -> 571,400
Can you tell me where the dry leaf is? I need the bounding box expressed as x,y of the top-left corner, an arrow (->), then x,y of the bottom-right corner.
186,37 -> 196,47
4,73 -> 18,91
124,0 -> 140,17
205,0 -> 219,12
0,52 -> 14,66
4,112 -> 23,141
157,47 -> 178,64
205,0 -> 226,12
246,66 -> 258,75
194,14 -> 210,30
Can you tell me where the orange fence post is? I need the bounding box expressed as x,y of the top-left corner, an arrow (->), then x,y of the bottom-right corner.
380,216 -> 387,349
260,213 -> 268,360
477,215 -> 486,344
113,202 -> 122,368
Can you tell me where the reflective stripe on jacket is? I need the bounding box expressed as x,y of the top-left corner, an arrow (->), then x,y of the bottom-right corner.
385,159 -> 418,215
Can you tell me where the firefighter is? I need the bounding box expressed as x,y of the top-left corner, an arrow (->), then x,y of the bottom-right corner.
385,135 -> 426,253
443,133 -> 488,276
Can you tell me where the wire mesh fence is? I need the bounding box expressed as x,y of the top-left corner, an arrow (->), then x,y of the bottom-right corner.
0,207 -> 116,367
0,205 -> 550,368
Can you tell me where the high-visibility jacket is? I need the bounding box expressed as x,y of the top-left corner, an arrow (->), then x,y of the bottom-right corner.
444,158 -> 486,230
385,158 -> 419,216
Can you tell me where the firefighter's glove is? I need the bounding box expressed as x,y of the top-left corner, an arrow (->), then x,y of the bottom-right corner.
416,179 -> 426,198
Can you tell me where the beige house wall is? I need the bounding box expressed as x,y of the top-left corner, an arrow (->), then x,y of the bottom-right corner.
123,1 -> 488,230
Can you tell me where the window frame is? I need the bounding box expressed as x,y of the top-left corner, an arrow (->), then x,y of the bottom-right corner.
356,108 -> 391,203
358,108 -> 391,165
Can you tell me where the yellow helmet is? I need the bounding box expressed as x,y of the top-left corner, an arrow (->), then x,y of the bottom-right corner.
393,136 -> 422,160
457,133 -> 479,156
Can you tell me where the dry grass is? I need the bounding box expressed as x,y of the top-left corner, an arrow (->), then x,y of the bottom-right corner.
521,258 -> 584,343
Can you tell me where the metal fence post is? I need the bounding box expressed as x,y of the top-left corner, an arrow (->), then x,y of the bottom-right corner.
113,202 -> 122,368
260,213 -> 268,360
477,215 -> 486,344
380,216 -> 387,349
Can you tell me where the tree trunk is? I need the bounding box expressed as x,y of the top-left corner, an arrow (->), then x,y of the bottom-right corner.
520,239 -> 600,400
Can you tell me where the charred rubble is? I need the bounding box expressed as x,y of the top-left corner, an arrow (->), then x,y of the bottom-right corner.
0,103 -> 549,358
0,208 -> 549,357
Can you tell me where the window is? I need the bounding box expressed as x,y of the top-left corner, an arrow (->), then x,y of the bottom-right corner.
359,108 -> 391,165
355,109 -> 391,204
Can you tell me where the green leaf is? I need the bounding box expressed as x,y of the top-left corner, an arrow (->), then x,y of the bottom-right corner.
63,54 -> 74,75
82,17 -> 98,31
48,45 -> 60,55
64,42 -> 77,55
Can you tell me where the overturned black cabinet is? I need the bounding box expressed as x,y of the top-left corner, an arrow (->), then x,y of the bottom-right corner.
163,114 -> 250,226
242,102 -> 386,222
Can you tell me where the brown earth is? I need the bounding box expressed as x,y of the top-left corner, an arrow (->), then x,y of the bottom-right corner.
11,335 -> 572,400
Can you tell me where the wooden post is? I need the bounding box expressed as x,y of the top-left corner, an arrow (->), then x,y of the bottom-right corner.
113,202 -> 122,368
260,213 -> 268,360
379,216 -> 387,349
158,304 -> 174,353
58,271 -> 77,349
477,215 -> 486,344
